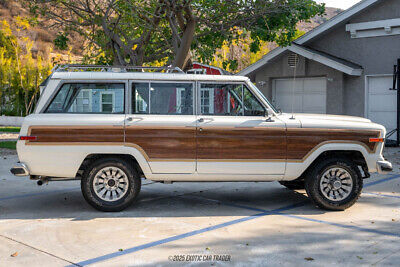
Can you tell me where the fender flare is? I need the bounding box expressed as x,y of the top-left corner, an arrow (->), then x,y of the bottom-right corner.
284,142 -> 373,180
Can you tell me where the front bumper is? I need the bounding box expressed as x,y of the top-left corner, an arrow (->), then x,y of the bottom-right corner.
10,162 -> 30,176
377,160 -> 393,174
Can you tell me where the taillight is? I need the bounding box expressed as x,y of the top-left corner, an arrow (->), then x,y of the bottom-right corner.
19,136 -> 37,141
369,138 -> 384,143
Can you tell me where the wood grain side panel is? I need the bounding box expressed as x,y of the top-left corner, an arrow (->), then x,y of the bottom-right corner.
197,127 -> 287,160
29,126 -> 124,143
125,127 -> 196,160
27,126 -> 381,162
287,128 -> 380,160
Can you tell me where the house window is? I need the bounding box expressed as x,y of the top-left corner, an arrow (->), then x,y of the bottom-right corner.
100,92 -> 115,113
200,88 -> 214,114
71,89 -> 92,112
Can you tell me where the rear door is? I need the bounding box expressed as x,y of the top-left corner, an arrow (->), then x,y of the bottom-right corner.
126,81 -> 197,174
196,82 -> 286,175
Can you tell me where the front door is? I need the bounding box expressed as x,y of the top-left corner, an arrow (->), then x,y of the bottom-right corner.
127,81 -> 197,174
196,82 -> 286,175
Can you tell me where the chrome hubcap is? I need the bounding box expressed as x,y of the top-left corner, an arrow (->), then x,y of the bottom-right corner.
320,167 -> 353,201
93,167 -> 129,202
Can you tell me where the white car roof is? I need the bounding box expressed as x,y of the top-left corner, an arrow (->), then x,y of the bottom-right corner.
51,71 -> 249,82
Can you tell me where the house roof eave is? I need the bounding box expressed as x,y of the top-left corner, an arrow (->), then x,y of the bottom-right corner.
288,44 -> 363,76
238,0 -> 380,76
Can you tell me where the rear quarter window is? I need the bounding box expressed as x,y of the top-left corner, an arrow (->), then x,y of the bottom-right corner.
45,83 -> 125,114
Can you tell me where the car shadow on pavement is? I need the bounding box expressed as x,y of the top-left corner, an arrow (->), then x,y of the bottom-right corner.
0,183 -> 328,221
0,179 -> 399,221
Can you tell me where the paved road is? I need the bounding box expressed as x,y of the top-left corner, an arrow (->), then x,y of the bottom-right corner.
0,148 -> 399,266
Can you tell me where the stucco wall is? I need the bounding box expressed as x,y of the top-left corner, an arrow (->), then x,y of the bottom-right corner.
308,0 -> 400,76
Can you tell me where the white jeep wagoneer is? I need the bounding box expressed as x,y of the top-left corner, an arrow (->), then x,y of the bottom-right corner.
10,65 -> 392,212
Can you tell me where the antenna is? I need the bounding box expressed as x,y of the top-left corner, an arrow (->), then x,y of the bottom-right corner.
288,53 -> 299,119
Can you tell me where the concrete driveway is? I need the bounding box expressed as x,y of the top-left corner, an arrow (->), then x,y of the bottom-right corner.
0,148 -> 399,266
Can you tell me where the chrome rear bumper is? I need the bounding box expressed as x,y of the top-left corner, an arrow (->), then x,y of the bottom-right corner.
10,162 -> 29,176
377,160 -> 393,174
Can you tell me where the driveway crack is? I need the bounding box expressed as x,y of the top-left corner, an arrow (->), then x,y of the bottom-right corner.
0,234 -> 80,266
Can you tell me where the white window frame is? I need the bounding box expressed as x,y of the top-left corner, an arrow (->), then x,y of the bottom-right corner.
71,88 -> 92,113
100,91 -> 115,113
200,88 -> 215,114
135,90 -> 147,113
176,88 -> 186,114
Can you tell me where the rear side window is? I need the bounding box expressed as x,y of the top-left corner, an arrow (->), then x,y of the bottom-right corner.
132,82 -> 193,115
45,83 -> 125,113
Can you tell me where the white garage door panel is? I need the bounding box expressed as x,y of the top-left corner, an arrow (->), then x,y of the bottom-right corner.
304,79 -> 327,93
279,95 -> 302,111
369,95 -> 396,112
273,77 -> 327,114
367,75 -> 396,141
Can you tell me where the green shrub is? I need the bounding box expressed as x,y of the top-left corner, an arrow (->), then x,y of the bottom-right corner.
0,141 -> 16,149
0,126 -> 20,132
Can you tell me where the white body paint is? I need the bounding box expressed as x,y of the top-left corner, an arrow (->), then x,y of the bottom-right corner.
16,71 -> 388,182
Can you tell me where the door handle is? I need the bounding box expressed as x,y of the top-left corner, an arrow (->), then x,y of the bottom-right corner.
198,118 -> 213,123
199,127 -> 203,132
126,117 -> 143,122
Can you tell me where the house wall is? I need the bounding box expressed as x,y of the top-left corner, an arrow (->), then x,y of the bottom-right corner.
253,52 -> 345,115
306,0 -> 400,116
250,0 -> 400,117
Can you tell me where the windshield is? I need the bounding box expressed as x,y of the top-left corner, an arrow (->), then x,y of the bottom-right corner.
247,81 -> 279,114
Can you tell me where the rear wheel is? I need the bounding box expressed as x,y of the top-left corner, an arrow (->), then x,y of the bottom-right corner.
305,157 -> 362,211
81,157 -> 141,212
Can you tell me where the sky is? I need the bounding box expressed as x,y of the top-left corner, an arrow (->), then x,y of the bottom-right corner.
316,0 -> 363,9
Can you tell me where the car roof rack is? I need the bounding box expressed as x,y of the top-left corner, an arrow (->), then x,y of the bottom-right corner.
53,64 -> 185,74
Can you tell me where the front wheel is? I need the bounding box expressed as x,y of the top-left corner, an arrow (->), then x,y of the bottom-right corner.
81,157 -> 141,212
305,157 -> 362,211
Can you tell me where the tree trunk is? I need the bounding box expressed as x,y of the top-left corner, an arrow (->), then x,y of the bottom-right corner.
173,18 -> 196,70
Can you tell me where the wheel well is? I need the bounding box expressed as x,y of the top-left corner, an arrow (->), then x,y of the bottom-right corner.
298,150 -> 368,180
76,154 -> 144,178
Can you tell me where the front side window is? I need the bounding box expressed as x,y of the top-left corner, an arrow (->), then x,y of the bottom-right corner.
132,82 -> 193,115
46,83 -> 125,114
199,83 -> 265,116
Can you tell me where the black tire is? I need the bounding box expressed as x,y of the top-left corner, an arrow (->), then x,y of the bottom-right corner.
305,157 -> 362,211
81,157 -> 141,212
279,180 -> 305,190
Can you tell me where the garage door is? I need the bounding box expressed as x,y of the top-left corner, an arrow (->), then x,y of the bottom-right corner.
272,77 -> 327,114
367,75 -> 396,141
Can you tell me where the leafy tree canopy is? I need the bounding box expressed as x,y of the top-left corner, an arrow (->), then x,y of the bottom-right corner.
25,0 -> 325,69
